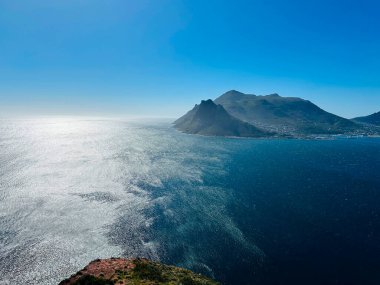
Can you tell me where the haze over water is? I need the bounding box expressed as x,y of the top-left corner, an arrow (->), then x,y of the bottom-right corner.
0,118 -> 379,285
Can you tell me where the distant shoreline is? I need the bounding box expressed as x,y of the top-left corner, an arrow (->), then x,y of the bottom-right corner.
172,126 -> 380,141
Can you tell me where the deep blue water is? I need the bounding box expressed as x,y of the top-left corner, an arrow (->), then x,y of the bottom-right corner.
0,119 -> 379,284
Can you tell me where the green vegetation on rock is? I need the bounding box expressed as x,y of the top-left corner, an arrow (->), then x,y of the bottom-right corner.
72,275 -> 115,285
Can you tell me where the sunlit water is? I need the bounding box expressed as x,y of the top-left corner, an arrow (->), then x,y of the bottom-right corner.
0,118 -> 379,285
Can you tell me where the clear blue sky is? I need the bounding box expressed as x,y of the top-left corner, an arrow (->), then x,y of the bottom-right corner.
0,0 -> 379,118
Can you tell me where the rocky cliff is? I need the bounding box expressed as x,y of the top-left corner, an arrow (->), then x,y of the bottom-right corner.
59,258 -> 218,285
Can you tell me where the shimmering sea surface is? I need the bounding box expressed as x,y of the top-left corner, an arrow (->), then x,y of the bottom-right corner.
0,118 -> 379,285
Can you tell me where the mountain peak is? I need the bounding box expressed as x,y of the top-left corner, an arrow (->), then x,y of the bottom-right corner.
224,89 -> 244,95
217,90 -> 247,101
174,99 -> 272,137
200,99 -> 215,105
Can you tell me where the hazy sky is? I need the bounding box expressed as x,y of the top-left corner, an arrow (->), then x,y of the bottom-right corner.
0,0 -> 379,118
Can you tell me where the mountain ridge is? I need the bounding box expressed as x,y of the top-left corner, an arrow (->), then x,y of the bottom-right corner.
353,111 -> 380,126
214,90 -> 360,135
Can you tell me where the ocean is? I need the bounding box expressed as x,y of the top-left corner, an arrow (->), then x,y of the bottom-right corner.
0,118 -> 379,285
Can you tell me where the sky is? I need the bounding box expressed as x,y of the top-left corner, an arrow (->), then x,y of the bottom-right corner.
0,0 -> 379,118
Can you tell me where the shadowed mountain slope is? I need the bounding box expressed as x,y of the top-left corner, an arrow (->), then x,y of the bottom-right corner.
174,99 -> 273,137
353,111 -> 380,126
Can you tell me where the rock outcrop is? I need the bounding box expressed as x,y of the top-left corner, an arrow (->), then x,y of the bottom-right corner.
59,258 -> 218,285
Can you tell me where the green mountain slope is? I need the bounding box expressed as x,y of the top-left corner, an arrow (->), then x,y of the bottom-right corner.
214,90 -> 360,135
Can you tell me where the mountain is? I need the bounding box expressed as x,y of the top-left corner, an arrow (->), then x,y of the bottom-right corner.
353,111 -> 380,126
59,258 -> 218,285
214,90 -> 359,135
174,99 -> 273,137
